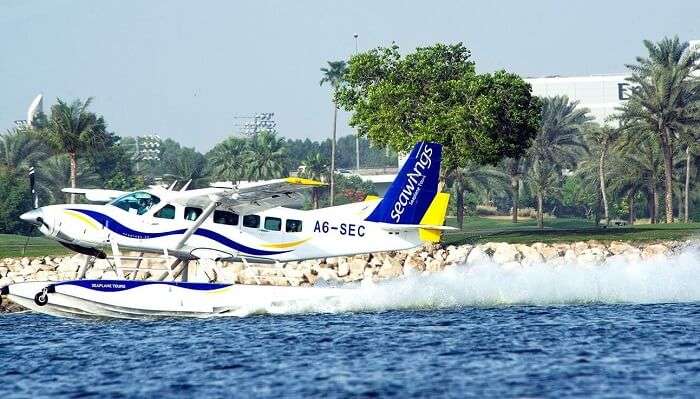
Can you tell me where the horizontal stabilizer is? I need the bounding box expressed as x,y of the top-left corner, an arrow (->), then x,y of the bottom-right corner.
377,223 -> 457,231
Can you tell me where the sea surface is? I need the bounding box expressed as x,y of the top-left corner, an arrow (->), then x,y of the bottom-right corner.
2,248 -> 700,398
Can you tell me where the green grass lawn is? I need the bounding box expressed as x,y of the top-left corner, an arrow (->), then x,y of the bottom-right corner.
443,216 -> 700,245
0,234 -> 70,259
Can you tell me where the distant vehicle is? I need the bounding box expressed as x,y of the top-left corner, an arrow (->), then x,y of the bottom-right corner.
335,169 -> 354,175
3,142 -> 454,319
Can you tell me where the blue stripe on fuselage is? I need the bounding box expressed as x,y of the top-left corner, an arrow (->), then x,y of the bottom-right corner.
55,279 -> 232,292
68,209 -> 288,256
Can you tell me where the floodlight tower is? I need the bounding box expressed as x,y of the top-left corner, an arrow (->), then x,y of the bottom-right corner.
233,112 -> 277,136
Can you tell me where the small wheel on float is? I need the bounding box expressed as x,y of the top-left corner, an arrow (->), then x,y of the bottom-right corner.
34,290 -> 49,306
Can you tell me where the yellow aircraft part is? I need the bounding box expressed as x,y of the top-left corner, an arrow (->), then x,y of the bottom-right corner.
364,195 -> 380,202
63,210 -> 100,230
418,193 -> 450,242
260,237 -> 311,249
285,177 -> 326,186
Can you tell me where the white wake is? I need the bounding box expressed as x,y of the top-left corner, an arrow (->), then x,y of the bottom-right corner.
225,245 -> 700,317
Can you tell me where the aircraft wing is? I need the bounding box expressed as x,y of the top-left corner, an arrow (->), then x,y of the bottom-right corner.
61,188 -> 127,203
169,177 -> 325,213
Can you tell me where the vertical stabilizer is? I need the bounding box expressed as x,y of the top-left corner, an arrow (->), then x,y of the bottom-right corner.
365,142 -> 442,224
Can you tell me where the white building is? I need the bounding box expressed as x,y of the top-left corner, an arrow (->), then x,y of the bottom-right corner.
526,74 -> 630,124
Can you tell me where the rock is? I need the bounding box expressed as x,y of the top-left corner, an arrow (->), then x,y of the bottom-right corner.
564,249 -> 577,264
572,241 -> 589,254
466,247 -> 490,266
93,259 -> 112,270
20,257 -> 30,267
19,265 -> 39,276
325,257 -> 339,267
403,255 -> 425,273
445,245 -> 472,264
0,277 -> 12,287
516,244 -> 544,266
34,270 -> 50,281
283,267 -> 305,279
303,270 -> 318,286
316,268 -> 339,282
337,261 -> 350,277
425,258 -> 444,273
57,261 -> 79,274
577,248 -> 606,265
347,258 -> 367,277
101,270 -> 118,280
84,268 -> 103,280
0,267 -> 8,277
492,243 -> 521,264
378,258 -> 403,278
642,244 -> 668,259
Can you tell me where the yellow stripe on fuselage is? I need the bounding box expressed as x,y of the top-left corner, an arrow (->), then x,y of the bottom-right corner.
63,210 -> 100,230
260,237 -> 311,249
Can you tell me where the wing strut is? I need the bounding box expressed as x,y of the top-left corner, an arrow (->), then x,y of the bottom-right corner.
175,197 -> 220,250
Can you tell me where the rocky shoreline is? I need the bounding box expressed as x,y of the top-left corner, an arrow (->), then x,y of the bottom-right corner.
1,239 -> 697,313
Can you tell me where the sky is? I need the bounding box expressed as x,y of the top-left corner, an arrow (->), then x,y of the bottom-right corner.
1,0 -> 698,151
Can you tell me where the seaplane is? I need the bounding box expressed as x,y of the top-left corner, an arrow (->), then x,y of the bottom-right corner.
1,142 -> 453,319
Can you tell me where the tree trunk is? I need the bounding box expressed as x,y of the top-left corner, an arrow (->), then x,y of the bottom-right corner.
628,190 -> 635,225
68,151 -> 77,204
599,146 -> 609,226
652,186 -> 659,224
660,128 -> 674,223
647,191 -> 655,224
329,101 -> 338,206
685,146 -> 691,223
456,189 -> 464,230
537,192 -> 544,229
509,162 -> 520,223
312,187 -> 319,209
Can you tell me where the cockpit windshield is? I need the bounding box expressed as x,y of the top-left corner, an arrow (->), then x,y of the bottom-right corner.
109,192 -> 160,215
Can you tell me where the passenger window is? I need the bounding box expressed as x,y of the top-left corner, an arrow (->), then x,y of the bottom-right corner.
154,204 -> 175,219
243,215 -> 260,228
109,192 -> 160,215
264,217 -> 282,231
286,219 -> 303,232
184,207 -> 203,221
213,210 -> 239,226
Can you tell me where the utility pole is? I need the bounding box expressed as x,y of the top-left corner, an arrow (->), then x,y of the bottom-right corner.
353,33 -> 360,172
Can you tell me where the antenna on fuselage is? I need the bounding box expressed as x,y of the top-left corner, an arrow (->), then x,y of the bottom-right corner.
179,180 -> 192,191
167,181 -> 178,191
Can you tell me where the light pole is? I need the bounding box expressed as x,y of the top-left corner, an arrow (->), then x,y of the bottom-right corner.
353,33 -> 360,172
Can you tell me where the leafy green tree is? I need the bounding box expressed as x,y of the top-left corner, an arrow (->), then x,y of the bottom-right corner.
0,168 -> 33,234
320,60 -> 347,205
337,43 -> 540,189
299,153 -> 329,209
207,137 -> 248,183
527,96 -> 590,228
35,155 -> 101,204
245,131 -> 288,181
45,98 -> 110,203
621,36 -> 700,223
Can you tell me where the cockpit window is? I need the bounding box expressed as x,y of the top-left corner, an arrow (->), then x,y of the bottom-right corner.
109,192 -> 160,215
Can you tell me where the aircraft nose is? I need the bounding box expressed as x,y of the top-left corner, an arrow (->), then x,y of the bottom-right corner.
20,209 -> 42,225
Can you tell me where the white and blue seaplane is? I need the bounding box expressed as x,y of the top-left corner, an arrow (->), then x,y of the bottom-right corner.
1,142 -> 452,318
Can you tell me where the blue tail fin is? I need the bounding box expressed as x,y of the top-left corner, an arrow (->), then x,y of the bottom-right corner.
365,142 -> 442,224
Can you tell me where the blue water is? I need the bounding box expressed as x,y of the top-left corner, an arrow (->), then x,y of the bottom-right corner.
2,304 -> 699,398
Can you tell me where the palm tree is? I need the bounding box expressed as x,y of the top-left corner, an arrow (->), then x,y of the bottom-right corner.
207,137 -> 248,183
299,153 -> 330,209
45,98 -> 110,203
36,155 -> 101,204
584,124 -> 620,226
504,157 -> 526,223
164,148 -> 208,189
450,163 -> 508,229
527,96 -> 591,228
0,127 -> 50,172
621,36 -> 700,223
320,60 -> 347,206
245,131 -> 288,181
